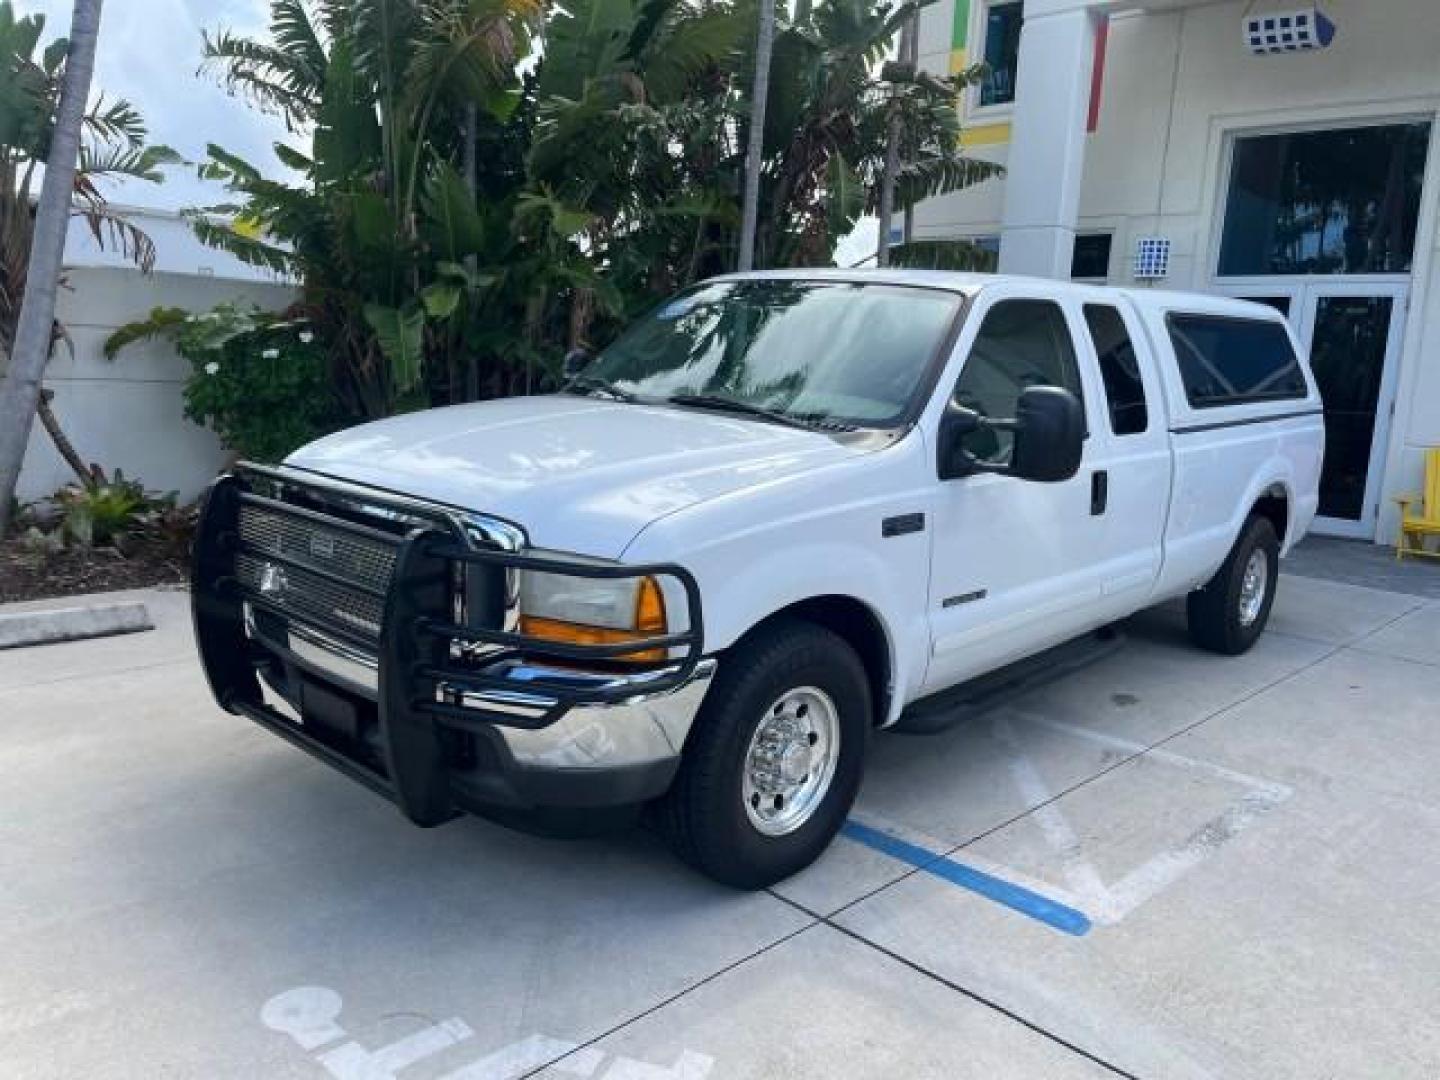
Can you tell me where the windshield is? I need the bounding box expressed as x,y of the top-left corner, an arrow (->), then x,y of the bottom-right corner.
581,280 -> 963,427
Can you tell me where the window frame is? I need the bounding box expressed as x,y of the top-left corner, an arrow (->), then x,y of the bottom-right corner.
1071,233 -> 1114,284
966,0 -> 1023,123
1209,116 -> 1434,284
1082,302 -> 1149,436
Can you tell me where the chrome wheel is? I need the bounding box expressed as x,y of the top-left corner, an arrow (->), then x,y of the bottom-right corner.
1238,548 -> 1269,627
742,686 -> 840,837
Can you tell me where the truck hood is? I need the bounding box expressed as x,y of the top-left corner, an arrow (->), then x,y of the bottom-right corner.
286,395 -> 860,556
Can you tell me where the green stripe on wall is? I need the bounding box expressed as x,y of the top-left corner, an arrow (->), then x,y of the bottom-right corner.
952,0 -> 971,50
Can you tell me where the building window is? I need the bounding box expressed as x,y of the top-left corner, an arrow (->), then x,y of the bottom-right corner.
1166,314 -> 1308,409
980,2 -> 1023,108
1071,233 -> 1113,282
1084,305 -> 1148,435
968,235 -> 1000,271
1218,123 -> 1431,277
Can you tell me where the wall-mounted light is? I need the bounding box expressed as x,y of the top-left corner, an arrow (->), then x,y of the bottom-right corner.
1243,6 -> 1336,55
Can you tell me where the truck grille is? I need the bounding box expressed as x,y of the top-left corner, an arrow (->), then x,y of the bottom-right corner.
236,503 -> 400,644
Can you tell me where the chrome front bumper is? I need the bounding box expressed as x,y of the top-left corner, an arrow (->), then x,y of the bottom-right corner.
270,612 -> 717,773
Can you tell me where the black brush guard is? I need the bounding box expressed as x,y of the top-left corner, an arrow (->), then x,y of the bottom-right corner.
192,466 -> 704,826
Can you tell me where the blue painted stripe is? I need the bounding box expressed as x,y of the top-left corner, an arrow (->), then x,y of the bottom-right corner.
841,821 -> 1092,937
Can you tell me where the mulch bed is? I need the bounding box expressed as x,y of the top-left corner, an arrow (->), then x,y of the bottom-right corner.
0,533 -> 189,604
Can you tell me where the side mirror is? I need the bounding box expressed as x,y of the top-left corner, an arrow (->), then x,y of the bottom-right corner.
938,386 -> 1084,483
563,347 -> 593,379
1011,386 -> 1085,482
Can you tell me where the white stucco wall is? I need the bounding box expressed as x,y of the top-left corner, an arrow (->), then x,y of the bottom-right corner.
15,210 -> 296,504
915,0 -> 1440,542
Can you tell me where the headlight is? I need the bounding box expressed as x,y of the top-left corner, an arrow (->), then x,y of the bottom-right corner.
518,571 -> 668,663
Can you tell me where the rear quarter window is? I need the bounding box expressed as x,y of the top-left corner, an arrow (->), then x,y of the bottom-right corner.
1166,313 -> 1308,409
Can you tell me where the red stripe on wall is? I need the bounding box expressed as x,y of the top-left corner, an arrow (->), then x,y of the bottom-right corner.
1087,15 -> 1110,134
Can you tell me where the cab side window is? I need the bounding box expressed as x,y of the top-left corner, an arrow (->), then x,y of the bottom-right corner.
1084,304 -> 1149,435
953,299 -> 1083,464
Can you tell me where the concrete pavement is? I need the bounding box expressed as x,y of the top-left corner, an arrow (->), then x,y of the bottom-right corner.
2,571 -> 1437,1078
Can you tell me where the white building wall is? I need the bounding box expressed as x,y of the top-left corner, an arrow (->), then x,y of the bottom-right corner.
916,0 -> 1440,543
16,211 -> 295,505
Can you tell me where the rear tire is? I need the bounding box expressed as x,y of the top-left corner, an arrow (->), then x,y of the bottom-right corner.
655,618 -> 870,889
1187,515 -> 1280,655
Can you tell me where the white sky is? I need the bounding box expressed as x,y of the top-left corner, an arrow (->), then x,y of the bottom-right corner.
22,0 -> 293,210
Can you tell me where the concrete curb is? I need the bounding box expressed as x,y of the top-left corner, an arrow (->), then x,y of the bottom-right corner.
0,601 -> 154,650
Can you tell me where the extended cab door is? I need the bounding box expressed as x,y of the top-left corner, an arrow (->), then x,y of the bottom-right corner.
922,290 -> 1111,693
1071,297 -> 1171,619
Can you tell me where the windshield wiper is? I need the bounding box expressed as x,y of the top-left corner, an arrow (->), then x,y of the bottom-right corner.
666,393 -> 826,431
668,394 -> 858,432
567,375 -> 636,403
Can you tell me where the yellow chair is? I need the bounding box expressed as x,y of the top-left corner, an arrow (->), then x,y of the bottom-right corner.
1396,448 -> 1440,560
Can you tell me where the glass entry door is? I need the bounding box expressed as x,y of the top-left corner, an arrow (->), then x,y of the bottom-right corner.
1300,285 -> 1406,537
1218,283 -> 1407,538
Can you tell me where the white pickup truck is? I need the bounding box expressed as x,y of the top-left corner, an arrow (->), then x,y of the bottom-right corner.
192,270 -> 1323,887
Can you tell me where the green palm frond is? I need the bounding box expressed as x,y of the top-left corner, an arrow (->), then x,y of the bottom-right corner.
101,306 -> 190,360
75,206 -> 160,273
83,96 -> 146,147
270,0 -> 330,76
77,143 -> 183,187
187,214 -> 296,276
197,142 -> 267,185
891,156 -> 1004,208
420,161 -> 488,262
200,28 -> 324,128
640,5 -> 746,102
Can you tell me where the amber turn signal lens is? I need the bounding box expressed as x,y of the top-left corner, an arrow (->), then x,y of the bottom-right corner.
519,576 -> 668,664
635,575 -> 667,634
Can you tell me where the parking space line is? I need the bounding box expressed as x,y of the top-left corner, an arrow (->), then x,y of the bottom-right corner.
261,986 -> 716,1080
840,820 -> 1093,936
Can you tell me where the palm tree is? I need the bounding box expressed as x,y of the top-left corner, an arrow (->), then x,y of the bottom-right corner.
182,0 -> 999,423
737,0 -> 776,271
194,0 -> 543,416
753,0 -> 997,268
0,0 -> 178,535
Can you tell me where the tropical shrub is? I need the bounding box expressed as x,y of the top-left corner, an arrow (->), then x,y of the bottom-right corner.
185,0 -> 1001,424
106,304 -> 343,463
55,472 -> 152,547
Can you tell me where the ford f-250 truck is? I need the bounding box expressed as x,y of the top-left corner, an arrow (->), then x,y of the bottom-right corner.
191,270 -> 1323,887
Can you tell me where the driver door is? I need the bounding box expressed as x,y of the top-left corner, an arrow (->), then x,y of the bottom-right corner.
923,292 -> 1106,693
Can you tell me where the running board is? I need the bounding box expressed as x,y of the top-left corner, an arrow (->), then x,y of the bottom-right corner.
894,626 -> 1125,735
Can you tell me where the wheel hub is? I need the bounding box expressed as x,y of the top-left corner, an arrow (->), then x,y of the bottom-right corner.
742,687 -> 840,837
779,743 -> 813,785
1238,548 -> 1269,627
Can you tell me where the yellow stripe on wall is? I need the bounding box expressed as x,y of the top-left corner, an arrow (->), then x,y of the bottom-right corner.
961,122 -> 1013,147
949,47 -> 968,75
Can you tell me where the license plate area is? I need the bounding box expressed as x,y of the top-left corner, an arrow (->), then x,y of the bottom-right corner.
300,677 -> 362,743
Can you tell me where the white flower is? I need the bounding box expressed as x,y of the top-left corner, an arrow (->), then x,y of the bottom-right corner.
298,330 -> 314,344
204,361 -> 220,375
261,347 -> 280,359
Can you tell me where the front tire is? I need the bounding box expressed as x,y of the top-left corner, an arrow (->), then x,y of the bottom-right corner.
1187,515 -> 1280,655
656,618 -> 871,888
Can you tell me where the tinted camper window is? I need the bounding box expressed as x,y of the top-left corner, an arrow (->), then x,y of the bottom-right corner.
1166,314 -> 1307,409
